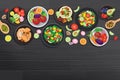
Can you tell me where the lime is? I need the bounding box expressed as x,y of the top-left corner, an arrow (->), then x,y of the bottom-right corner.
5,35 -> 12,42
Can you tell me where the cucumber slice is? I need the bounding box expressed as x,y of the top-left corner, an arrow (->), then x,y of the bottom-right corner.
66,25 -> 72,31
74,6 -> 80,13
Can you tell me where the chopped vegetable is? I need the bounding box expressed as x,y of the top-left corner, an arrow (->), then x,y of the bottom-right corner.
66,25 -> 72,31
74,6 -> 80,13
65,37 -> 71,43
43,25 -> 63,45
34,33 -> 40,39
72,30 -> 80,37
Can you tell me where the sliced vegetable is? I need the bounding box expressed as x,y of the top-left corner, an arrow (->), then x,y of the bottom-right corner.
34,33 -> 40,39
74,6 -> 80,13
72,30 -> 80,37
66,25 -> 72,31
65,37 -> 71,43
109,31 -> 114,36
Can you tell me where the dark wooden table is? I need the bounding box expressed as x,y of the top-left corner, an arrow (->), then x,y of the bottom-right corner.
0,0 -> 120,80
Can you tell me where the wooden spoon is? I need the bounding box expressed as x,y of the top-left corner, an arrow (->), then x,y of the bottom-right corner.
0,20 -> 10,34
105,18 -> 120,29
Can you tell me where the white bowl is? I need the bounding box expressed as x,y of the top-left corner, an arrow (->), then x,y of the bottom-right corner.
90,27 -> 109,47
27,6 -> 49,28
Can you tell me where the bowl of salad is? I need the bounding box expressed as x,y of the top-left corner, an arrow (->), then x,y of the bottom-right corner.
8,7 -> 26,25
90,27 -> 109,47
42,24 -> 64,47
27,6 -> 49,28
55,6 -> 73,25
76,8 -> 98,30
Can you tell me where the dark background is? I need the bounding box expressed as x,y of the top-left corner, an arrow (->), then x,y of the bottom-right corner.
0,0 -> 120,80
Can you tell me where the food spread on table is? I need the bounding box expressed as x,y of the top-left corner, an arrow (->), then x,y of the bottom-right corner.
0,5 -> 119,47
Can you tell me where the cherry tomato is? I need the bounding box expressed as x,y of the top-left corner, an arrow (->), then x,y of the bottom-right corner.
32,18 -> 40,25
114,36 -> 118,41
4,8 -> 9,13
14,7 -> 19,13
101,13 -> 108,19
20,13 -> 25,17
101,34 -> 107,42
40,16 -> 47,23
94,32 -> 101,38
71,23 -> 78,31
20,9 -> 25,13
86,13 -> 90,18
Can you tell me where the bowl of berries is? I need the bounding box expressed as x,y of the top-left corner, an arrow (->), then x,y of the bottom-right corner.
8,7 -> 26,25
27,6 -> 49,28
90,27 -> 109,47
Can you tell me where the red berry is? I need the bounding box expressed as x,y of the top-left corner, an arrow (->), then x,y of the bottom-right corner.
4,8 -> 9,13
114,36 -> 118,41
101,13 -> 108,19
71,23 -> 78,31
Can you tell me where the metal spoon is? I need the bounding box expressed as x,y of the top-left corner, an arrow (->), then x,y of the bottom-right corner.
105,18 -> 120,29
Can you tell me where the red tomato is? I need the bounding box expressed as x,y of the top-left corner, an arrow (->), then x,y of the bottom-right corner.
71,23 -> 78,31
101,13 -> 108,19
32,18 -> 40,25
40,16 -> 47,23
14,7 -> 19,13
114,36 -> 118,41
20,13 -> 25,17
94,32 -> 101,38
20,9 -> 25,13
86,13 -> 90,18
101,34 -> 107,42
